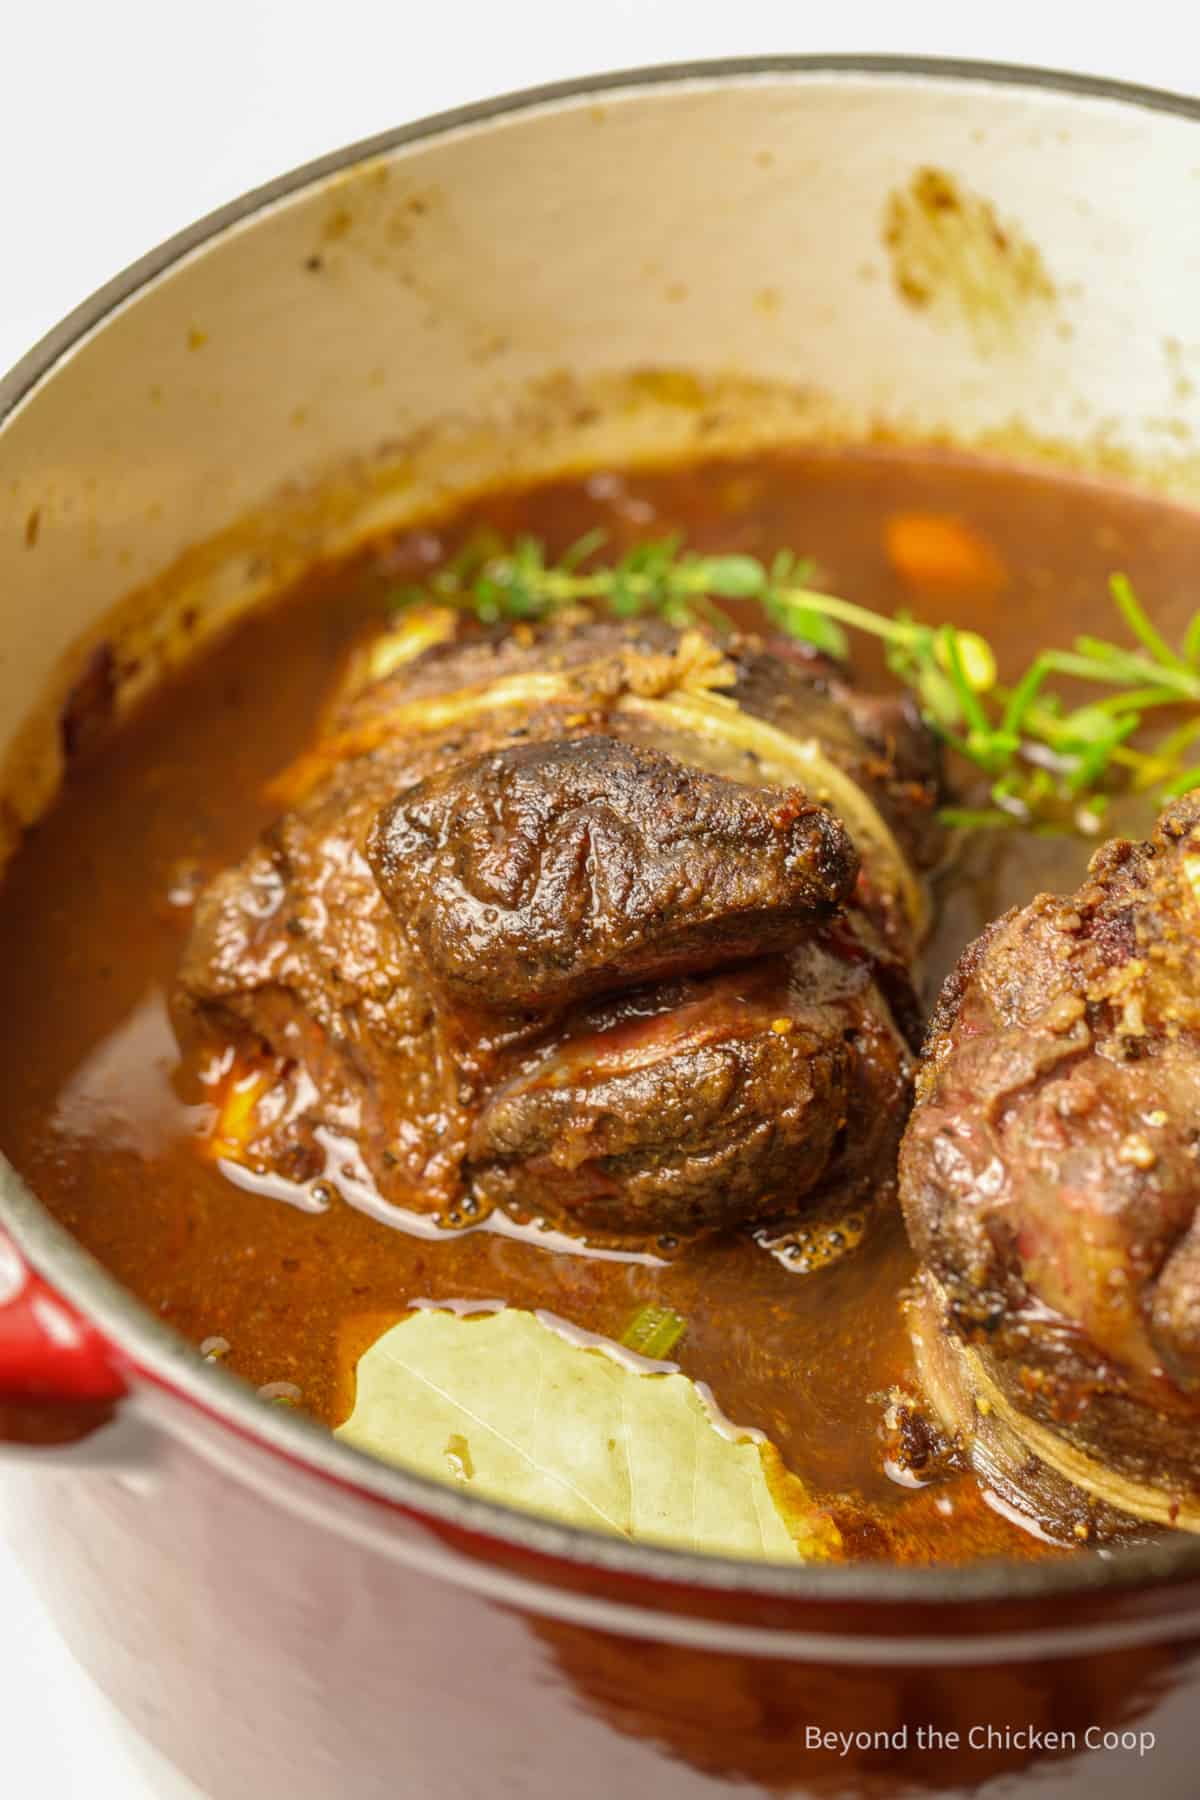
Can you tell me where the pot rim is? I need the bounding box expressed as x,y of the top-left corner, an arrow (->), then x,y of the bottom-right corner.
6,51 -> 1200,1617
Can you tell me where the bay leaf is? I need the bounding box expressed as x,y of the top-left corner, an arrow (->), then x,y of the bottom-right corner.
335,1307 -> 840,1563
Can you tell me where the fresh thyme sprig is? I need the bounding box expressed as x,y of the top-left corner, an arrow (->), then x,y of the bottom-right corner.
400,532 -> 1200,834
410,528 -> 849,654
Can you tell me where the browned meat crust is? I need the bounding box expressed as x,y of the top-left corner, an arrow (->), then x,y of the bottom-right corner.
468,947 -> 912,1237
900,793 -> 1200,1494
178,609 -> 940,1241
368,737 -> 857,1012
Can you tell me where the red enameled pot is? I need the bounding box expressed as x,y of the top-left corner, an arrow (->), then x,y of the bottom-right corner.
4,57 -> 1200,1799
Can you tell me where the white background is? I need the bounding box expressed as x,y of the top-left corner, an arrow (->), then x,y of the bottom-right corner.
2,3 -> 1199,1796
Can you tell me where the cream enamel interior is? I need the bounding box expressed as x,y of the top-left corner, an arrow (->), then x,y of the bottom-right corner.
3,70 -> 1200,848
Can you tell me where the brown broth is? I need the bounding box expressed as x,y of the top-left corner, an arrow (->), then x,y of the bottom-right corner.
2,445 -> 1198,1563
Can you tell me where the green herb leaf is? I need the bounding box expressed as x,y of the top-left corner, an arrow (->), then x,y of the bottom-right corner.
1109,573 -> 1189,675
1184,611 -> 1200,670
620,1304 -> 687,1359
764,593 -> 850,659
1161,765 -> 1200,799
392,529 -> 1200,835
559,526 -> 609,571
702,555 -> 769,598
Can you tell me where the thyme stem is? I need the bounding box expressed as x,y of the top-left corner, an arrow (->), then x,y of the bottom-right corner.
398,536 -> 1200,834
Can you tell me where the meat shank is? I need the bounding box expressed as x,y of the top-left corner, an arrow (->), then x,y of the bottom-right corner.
179,608 -> 939,1241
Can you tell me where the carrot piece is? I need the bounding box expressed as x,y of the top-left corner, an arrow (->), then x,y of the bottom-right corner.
884,511 -> 1007,595
205,1063 -> 275,1162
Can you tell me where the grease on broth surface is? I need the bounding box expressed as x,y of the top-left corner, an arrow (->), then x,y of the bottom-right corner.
1,445 -> 1196,1562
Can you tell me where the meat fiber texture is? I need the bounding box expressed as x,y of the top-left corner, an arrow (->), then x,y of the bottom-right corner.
178,608 -> 940,1242
901,794 -> 1200,1494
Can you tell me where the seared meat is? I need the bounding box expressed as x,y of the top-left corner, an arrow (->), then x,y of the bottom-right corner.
179,607 -> 941,1241
368,738 -> 856,1012
900,794 -> 1200,1519
469,947 -> 913,1237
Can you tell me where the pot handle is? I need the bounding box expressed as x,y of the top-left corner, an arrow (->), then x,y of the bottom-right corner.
0,1225 -> 145,1465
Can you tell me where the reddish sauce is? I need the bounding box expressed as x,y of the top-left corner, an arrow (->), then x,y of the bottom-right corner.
2,446 -> 1198,1562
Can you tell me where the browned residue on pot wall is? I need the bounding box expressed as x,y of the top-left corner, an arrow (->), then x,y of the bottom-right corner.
883,167 -> 1056,351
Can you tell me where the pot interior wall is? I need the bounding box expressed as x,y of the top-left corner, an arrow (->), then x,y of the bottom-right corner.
3,67 -> 1200,842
